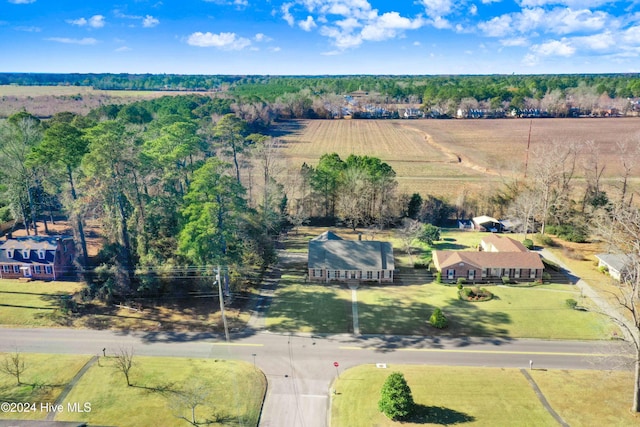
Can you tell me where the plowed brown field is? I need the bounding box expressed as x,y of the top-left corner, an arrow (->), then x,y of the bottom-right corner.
273,118 -> 640,198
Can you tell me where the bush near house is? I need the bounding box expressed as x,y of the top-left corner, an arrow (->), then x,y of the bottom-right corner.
429,308 -> 448,329
522,239 -> 534,250
459,287 -> 493,301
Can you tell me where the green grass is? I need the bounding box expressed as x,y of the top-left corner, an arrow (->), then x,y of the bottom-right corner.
55,356 -> 265,427
0,280 -> 82,327
266,274 -> 352,333
0,353 -> 91,421
356,283 -> 616,339
332,365 -> 556,427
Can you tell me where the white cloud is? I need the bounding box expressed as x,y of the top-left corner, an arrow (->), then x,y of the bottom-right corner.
46,37 -> 98,45
254,33 -> 272,42
420,0 -> 455,18
469,4 -> 478,15
518,0 -> 612,7
142,15 -> 159,28
531,38 -> 575,56
67,15 -> 105,29
115,46 -> 132,52
282,3 -> 295,26
299,16 -> 317,31
572,31 -> 616,50
543,8 -> 610,35
15,26 -> 41,32
500,37 -> 529,46
478,15 -> 512,37
430,16 -> 451,29
186,32 -> 251,50
8,0 -> 36,3
269,46 -> 282,52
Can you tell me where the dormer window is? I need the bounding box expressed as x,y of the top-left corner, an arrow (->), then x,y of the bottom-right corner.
7,250 -> 13,259
22,250 -> 29,259
37,250 -> 46,260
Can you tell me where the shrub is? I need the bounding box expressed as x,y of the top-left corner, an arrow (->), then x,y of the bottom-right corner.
542,272 -> 552,280
435,271 -> 442,283
457,283 -> 463,290
414,262 -> 429,269
501,276 -> 511,285
522,239 -> 534,250
457,277 -> 467,285
378,372 -> 415,421
565,298 -> 578,309
598,265 -> 609,274
429,308 -> 448,329
535,233 -> 556,247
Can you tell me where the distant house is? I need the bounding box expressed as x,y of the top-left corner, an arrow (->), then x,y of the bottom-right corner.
472,215 -> 503,232
458,219 -> 473,230
0,236 -> 75,280
595,253 -> 633,281
433,235 -> 544,282
308,231 -> 394,283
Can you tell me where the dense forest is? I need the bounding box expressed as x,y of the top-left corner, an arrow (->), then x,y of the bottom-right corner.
2,73 -> 640,116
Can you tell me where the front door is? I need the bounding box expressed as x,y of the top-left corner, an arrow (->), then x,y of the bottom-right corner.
21,266 -> 32,278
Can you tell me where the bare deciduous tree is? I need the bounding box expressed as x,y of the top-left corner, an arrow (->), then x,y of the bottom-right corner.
396,218 -> 423,264
170,379 -> 229,426
113,347 -> 136,387
594,204 -> 640,412
0,350 -> 27,385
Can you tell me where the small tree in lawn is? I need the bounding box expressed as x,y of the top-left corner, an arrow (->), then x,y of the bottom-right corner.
0,350 -> 27,385
378,372 -> 415,421
430,308 -> 448,329
418,223 -> 441,246
113,347 -> 135,386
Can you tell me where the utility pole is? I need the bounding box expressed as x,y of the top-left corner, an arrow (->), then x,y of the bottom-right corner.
215,265 -> 230,342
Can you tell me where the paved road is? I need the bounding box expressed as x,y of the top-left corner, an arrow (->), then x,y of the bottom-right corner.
0,327 -> 632,427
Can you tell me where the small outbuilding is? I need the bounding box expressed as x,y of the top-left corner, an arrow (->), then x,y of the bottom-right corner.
595,253 -> 633,281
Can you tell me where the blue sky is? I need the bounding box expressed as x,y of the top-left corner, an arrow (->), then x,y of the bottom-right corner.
1,0 -> 639,74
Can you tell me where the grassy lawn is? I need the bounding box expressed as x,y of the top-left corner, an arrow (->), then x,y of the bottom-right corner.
0,353 -> 91,421
332,365 -> 555,427
332,365 -> 639,427
0,280 -> 82,327
55,356 -> 265,427
266,273 -> 352,333
357,283 -> 616,339
530,369 -> 638,426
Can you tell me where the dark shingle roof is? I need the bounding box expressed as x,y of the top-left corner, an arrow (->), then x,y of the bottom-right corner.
0,236 -> 71,265
308,234 -> 394,271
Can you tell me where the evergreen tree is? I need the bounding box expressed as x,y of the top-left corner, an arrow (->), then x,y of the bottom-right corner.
378,372 -> 415,421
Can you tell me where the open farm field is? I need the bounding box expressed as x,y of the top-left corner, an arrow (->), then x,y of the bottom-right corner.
273,118 -> 640,198
0,85 -> 213,118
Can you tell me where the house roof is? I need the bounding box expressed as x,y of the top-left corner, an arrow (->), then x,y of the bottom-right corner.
595,253 -> 633,272
310,231 -> 343,241
473,215 -> 500,225
308,234 -> 394,271
433,250 -> 544,270
0,236 -> 71,265
481,234 -> 528,252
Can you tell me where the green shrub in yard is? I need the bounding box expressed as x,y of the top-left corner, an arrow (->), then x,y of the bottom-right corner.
522,239 -> 534,250
457,277 -> 467,285
566,299 -> 578,309
535,233 -> 556,247
378,372 -> 415,421
501,276 -> 511,285
457,283 -> 463,290
598,265 -> 609,274
542,272 -> 552,281
435,271 -> 442,283
429,308 -> 448,329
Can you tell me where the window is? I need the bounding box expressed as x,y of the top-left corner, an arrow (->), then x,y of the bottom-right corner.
334,270 -> 340,279
2,265 -> 9,273
38,250 -> 45,260
366,271 -> 373,279
45,266 -> 53,275
530,269 -> 536,279
13,265 -> 20,273
34,265 -> 41,274
468,270 -> 475,280
22,250 -> 29,259
447,269 -> 455,280
514,269 -> 521,278
7,250 -> 13,259
350,271 -> 356,279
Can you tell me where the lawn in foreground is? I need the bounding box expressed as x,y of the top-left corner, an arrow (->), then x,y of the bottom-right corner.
332,365 -> 555,427
0,280 -> 82,327
332,365 -> 638,427
357,282 -> 617,339
56,356 -> 265,427
266,273 -> 352,333
0,353 -> 91,421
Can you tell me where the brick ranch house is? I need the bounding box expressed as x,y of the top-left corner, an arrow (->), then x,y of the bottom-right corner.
433,234 -> 544,282
0,236 -> 75,280
308,231 -> 394,283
